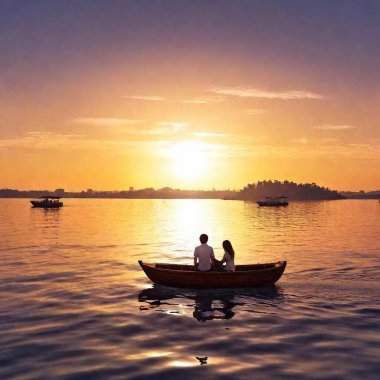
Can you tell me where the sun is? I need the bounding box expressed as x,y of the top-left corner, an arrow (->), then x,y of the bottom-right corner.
169,141 -> 209,180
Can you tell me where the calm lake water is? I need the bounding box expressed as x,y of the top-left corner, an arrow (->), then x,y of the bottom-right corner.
0,198 -> 379,379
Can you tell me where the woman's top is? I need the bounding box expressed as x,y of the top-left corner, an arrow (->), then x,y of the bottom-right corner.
223,251 -> 235,271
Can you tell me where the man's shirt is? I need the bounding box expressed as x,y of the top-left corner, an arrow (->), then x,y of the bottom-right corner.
194,243 -> 215,271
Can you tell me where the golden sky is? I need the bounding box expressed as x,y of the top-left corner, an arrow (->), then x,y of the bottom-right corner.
1,1 -> 379,191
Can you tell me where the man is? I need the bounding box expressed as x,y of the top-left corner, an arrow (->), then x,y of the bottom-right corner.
194,234 -> 215,271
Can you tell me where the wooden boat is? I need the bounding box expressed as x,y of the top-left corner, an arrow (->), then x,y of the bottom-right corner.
257,196 -> 288,207
30,196 -> 63,208
138,260 -> 286,289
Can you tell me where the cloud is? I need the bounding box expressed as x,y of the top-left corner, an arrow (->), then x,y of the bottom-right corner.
230,109 -> 266,115
313,124 -> 358,130
73,117 -> 187,135
25,131 -> 52,136
0,132 -> 87,150
74,118 -> 144,127
211,141 -> 380,160
2,131 -> 379,163
181,96 -> 224,104
156,139 -> 225,159
190,132 -> 231,138
0,131 -> 159,153
124,95 -> 166,101
124,95 -> 224,104
209,87 -> 324,100
149,122 -> 187,135
245,109 -> 266,115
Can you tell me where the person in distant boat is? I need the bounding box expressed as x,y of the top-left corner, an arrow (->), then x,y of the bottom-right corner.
194,234 -> 215,271
218,240 -> 235,272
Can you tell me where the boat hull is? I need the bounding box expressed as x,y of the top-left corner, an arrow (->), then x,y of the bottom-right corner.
138,261 -> 286,289
30,201 -> 63,208
257,201 -> 288,207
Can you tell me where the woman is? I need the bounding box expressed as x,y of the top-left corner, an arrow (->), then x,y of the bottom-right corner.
219,240 -> 235,272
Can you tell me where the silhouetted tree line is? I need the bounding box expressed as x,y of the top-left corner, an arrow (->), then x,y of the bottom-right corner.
0,180 -> 357,200
339,190 -> 380,199
0,187 -> 235,199
238,180 -> 345,200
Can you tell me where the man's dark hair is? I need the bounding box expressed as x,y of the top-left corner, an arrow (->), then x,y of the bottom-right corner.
199,234 -> 208,244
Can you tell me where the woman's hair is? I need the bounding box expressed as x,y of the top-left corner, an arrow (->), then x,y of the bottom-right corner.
222,240 -> 235,259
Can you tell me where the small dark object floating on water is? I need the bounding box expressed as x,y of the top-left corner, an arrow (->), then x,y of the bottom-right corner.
196,356 -> 208,365
257,196 -> 289,207
30,196 -> 63,208
138,261 -> 286,289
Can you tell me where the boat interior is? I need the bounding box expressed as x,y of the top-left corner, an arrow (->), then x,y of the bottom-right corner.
153,262 -> 282,272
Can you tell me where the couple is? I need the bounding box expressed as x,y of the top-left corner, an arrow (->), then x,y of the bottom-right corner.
194,234 -> 235,272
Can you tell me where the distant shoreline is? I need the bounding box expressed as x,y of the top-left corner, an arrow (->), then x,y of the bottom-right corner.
0,197 -> 380,203
0,196 -> 378,200
1,180 -> 379,200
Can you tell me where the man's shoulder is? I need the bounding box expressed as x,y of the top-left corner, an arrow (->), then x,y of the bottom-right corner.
195,244 -> 214,251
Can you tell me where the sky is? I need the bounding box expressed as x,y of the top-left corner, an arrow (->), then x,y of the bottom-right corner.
0,0 -> 379,191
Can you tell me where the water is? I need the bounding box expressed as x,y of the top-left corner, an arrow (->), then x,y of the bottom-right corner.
0,199 -> 379,379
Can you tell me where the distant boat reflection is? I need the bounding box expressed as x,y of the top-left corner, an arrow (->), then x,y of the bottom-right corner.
138,284 -> 284,322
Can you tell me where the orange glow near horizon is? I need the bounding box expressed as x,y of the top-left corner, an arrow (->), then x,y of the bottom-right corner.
1,68 -> 379,192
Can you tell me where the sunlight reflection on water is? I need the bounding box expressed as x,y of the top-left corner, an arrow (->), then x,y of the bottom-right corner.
0,199 -> 379,379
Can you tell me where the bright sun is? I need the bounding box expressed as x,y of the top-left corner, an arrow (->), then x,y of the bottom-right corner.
169,141 -> 209,180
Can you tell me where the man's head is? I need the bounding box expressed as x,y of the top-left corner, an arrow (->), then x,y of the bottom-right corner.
199,234 -> 208,244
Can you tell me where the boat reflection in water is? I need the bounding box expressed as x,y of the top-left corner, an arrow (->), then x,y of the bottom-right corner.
192,291 -> 239,321
138,284 -> 284,322
257,196 -> 289,207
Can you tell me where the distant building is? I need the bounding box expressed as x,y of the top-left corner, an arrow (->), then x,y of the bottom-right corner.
87,189 -> 94,194
54,188 -> 65,195
129,187 -> 135,192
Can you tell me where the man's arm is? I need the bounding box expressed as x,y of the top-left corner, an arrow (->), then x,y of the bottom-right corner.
194,248 -> 198,270
210,248 -> 216,265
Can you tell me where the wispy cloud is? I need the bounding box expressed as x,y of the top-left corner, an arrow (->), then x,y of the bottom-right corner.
230,109 -> 266,115
124,95 -> 224,104
0,132 -> 87,150
313,124 -> 358,130
157,140 -> 226,159
0,132 -> 160,153
123,95 -> 166,101
73,117 -> 187,136
245,109 -> 266,115
210,87 -> 324,100
150,122 -> 187,135
74,118 -> 144,127
181,96 -> 224,104
2,132 -> 379,163
210,141 -> 380,160
190,132 -> 231,138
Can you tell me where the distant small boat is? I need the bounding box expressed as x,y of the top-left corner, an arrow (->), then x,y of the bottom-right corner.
30,196 -> 63,208
257,196 -> 289,207
138,260 -> 286,288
